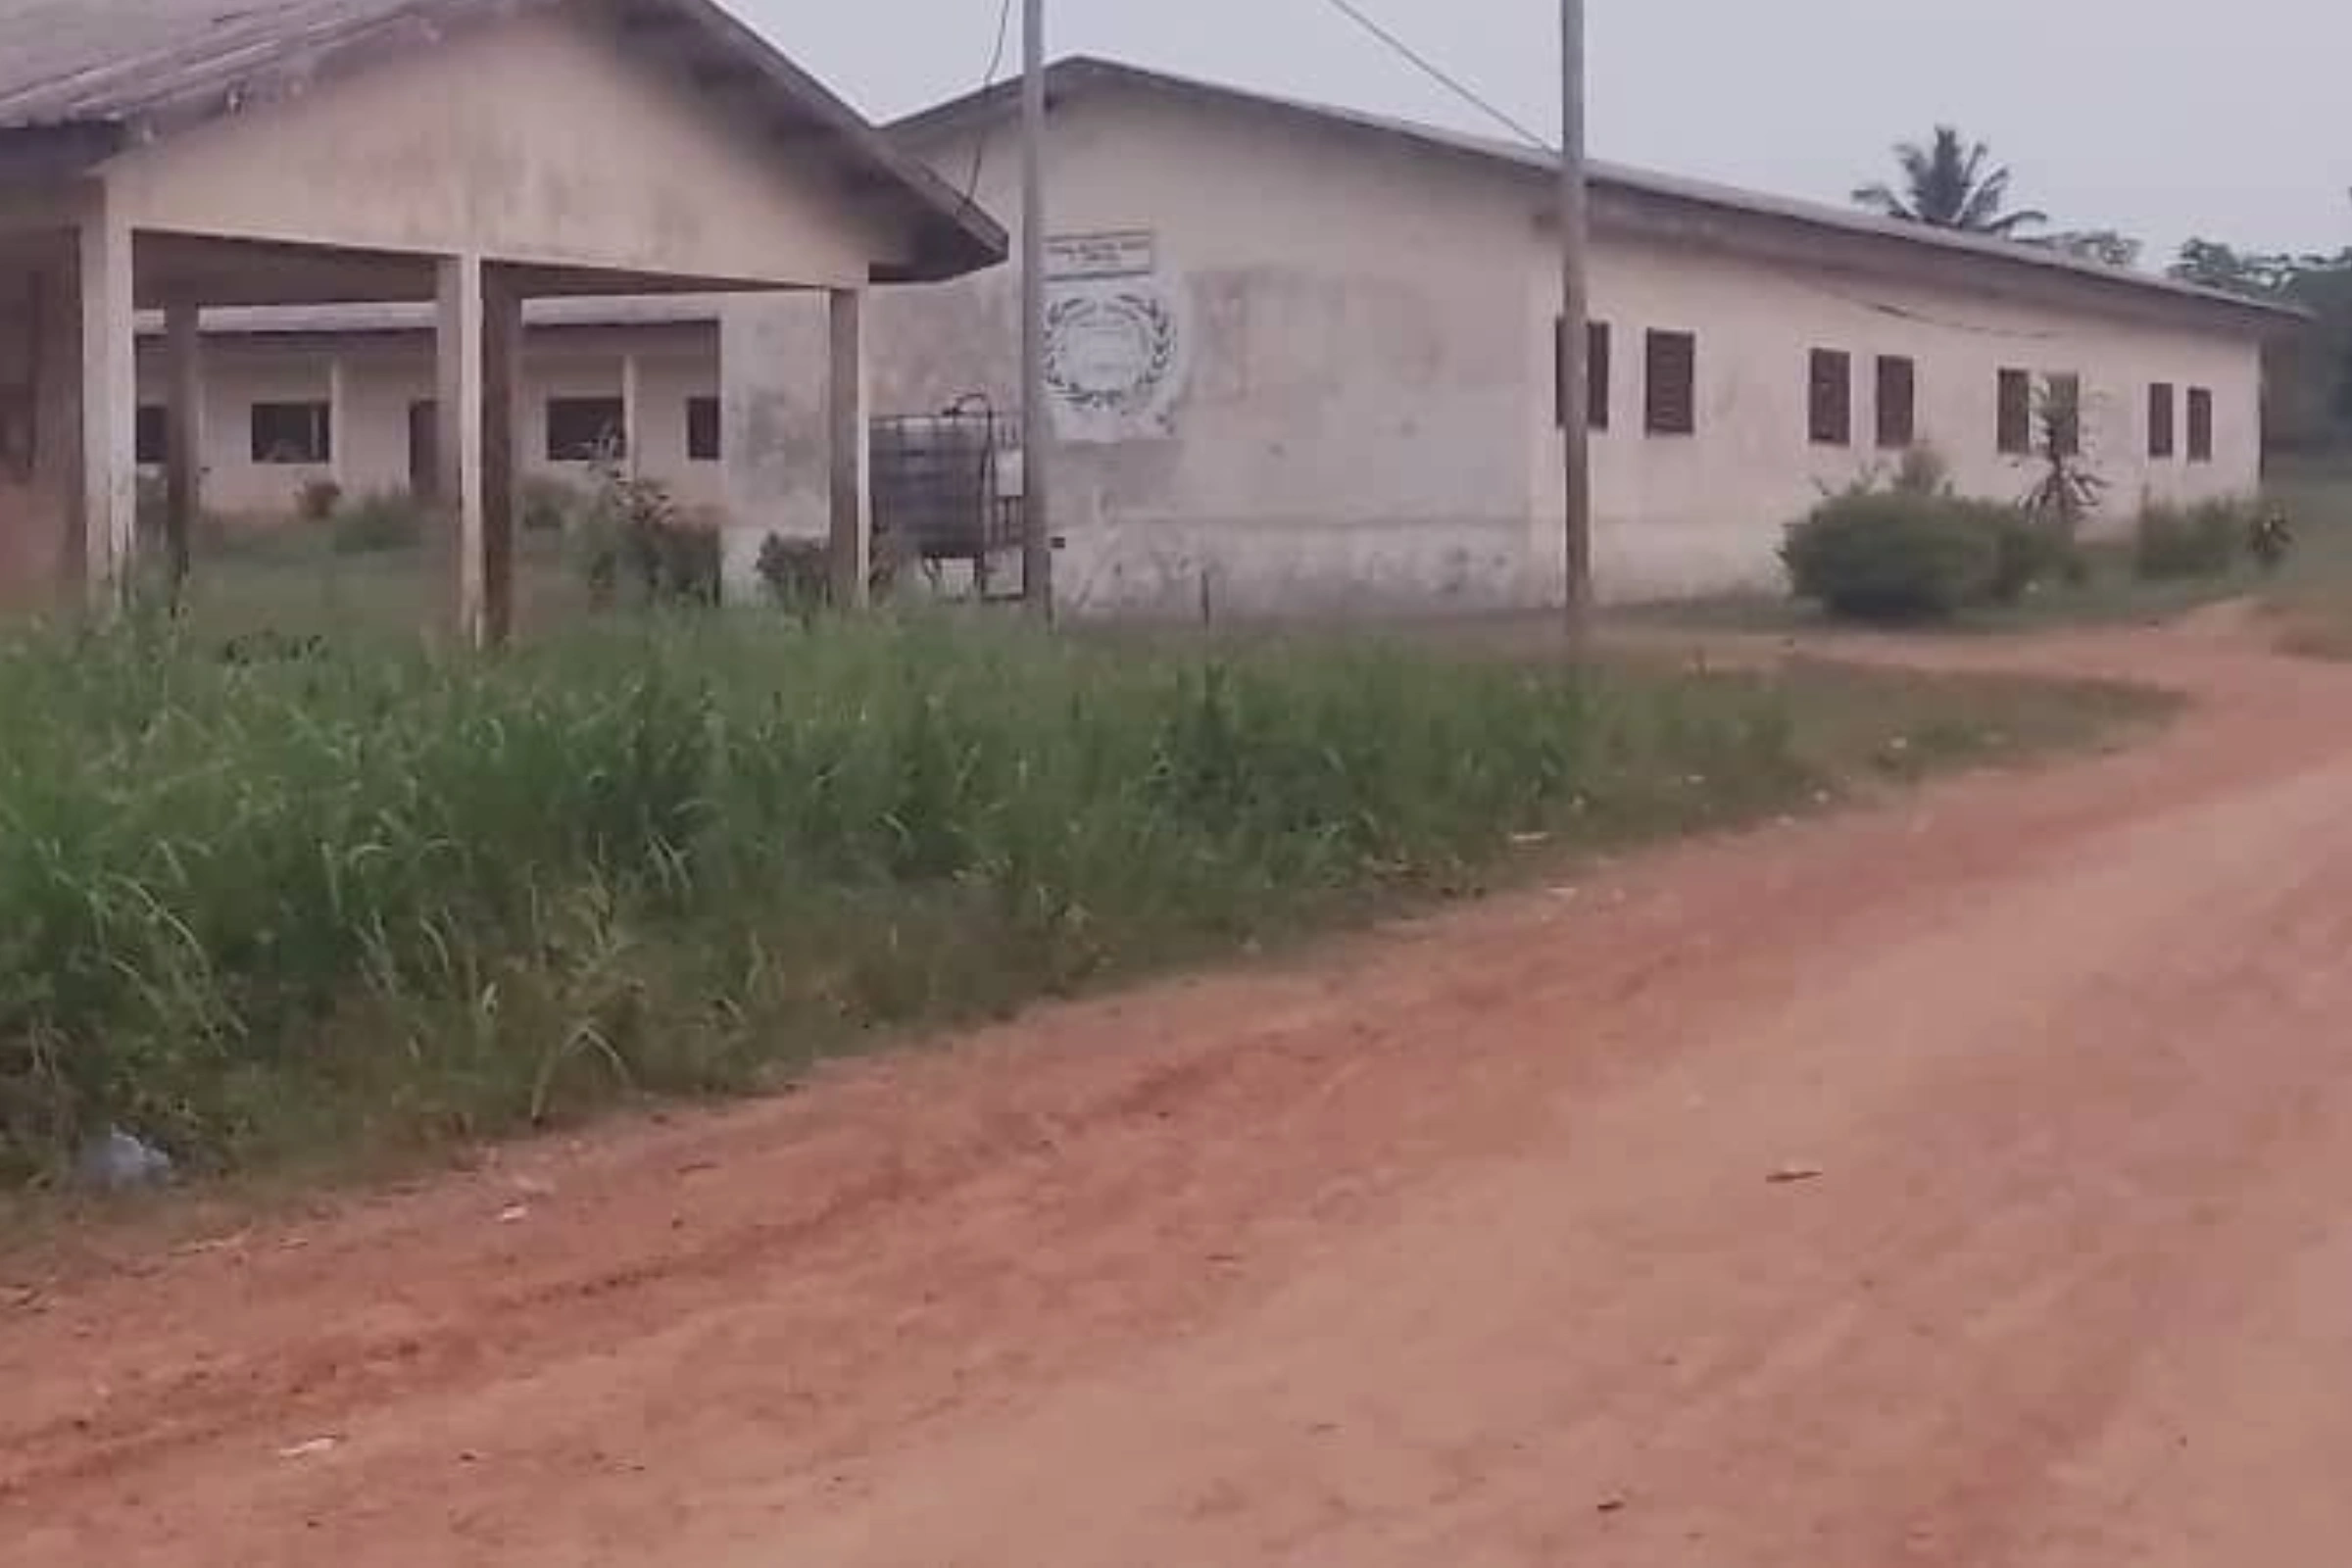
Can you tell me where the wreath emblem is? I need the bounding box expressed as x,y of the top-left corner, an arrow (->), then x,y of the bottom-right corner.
1043,287 -> 1181,418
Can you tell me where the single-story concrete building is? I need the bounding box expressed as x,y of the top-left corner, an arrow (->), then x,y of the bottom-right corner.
0,0 -> 1003,635
848,57 -> 2299,614
39,43 -> 2300,619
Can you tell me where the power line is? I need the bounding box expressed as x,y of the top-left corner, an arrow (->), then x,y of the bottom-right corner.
957,0 -> 1017,209
1312,1 -> 2061,344
1308,0 -> 1551,153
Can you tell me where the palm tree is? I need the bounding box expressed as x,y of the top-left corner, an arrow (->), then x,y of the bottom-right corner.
1853,127 -> 2047,237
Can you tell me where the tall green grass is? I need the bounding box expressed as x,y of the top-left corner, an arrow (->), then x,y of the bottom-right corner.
0,614 -> 1827,1180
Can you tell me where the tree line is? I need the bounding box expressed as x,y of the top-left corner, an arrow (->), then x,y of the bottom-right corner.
1854,127 -> 2352,454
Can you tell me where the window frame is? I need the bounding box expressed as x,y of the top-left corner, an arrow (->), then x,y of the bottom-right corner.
135,405 -> 169,466
545,396 -> 628,463
686,394 -> 722,463
1553,318 -> 1612,432
2044,372 -> 2083,458
1996,368 -> 2033,456
249,400 -> 333,466
1643,328 -> 1697,437
1808,348 -> 1853,447
1875,355 -> 1917,451
2147,382 -> 2177,460
2186,387 -> 2215,464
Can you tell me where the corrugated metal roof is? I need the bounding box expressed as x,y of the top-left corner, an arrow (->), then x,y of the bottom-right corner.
0,0 -> 476,126
894,57 -> 2303,328
0,0 -> 1005,282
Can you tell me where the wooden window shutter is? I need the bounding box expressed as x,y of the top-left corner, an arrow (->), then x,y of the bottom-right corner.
1644,329 -> 1697,436
1875,357 -> 1916,450
1996,368 -> 2033,455
2187,387 -> 2214,462
2148,382 -> 2177,459
1808,349 -> 1853,446
1554,318 -> 1612,432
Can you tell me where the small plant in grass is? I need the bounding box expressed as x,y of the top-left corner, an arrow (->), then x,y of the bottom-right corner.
2249,504 -> 2295,573
295,477 -> 345,523
1997,376 -> 2103,598
2019,377 -> 2107,533
2134,499 -> 2247,580
572,454 -> 722,609
757,533 -> 830,615
1985,509 -> 2088,603
330,489 -> 430,556
521,475 -> 589,535
135,472 -> 170,542
753,531 -> 925,615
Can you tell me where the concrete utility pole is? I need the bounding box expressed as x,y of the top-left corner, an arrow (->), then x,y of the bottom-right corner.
1558,0 -> 1593,648
1019,0 -> 1054,619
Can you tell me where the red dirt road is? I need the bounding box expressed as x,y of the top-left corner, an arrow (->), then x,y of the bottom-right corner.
8,617 -> 2352,1566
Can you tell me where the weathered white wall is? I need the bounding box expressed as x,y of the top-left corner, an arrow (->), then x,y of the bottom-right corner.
719,292 -> 832,544
879,93 -> 2268,614
856,90 -> 1548,617
99,6 -> 890,288
132,327 -> 724,516
1531,236 -> 2268,602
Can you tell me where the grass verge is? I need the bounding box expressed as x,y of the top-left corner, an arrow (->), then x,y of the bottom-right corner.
0,614 -> 2163,1193
1619,541 -> 2268,640
1640,463 -> 2352,652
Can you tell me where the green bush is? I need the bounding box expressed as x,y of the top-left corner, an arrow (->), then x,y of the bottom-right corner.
330,489 -> 431,556
0,619 -> 1819,1179
521,476 -> 589,535
1986,512 -> 2087,604
572,468 -> 722,609
1782,491 -> 2007,621
2135,500 -> 2247,580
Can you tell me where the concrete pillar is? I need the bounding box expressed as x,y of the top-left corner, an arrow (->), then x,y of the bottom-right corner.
619,349 -> 642,478
435,254 -> 486,644
480,267 -> 521,647
436,254 -> 522,649
75,203 -> 135,613
163,300 -> 202,598
827,287 -> 869,609
326,354 -> 349,489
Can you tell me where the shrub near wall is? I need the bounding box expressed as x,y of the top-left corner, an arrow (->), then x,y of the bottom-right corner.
1782,491 -> 2011,621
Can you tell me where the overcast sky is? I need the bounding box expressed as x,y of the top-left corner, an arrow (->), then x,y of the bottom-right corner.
740,0 -> 2348,263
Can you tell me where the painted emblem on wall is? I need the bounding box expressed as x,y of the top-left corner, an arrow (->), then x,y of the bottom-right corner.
1041,231 -> 1187,444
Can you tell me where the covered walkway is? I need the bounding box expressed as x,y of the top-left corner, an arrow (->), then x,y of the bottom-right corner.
0,0 -> 1003,640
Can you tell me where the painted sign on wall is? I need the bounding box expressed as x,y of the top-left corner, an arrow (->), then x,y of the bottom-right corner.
1045,230 -> 1157,280
1043,231 -> 1187,443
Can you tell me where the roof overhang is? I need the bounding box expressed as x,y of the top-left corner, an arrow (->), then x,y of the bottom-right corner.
0,0 -> 1004,285
895,57 -> 2305,336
